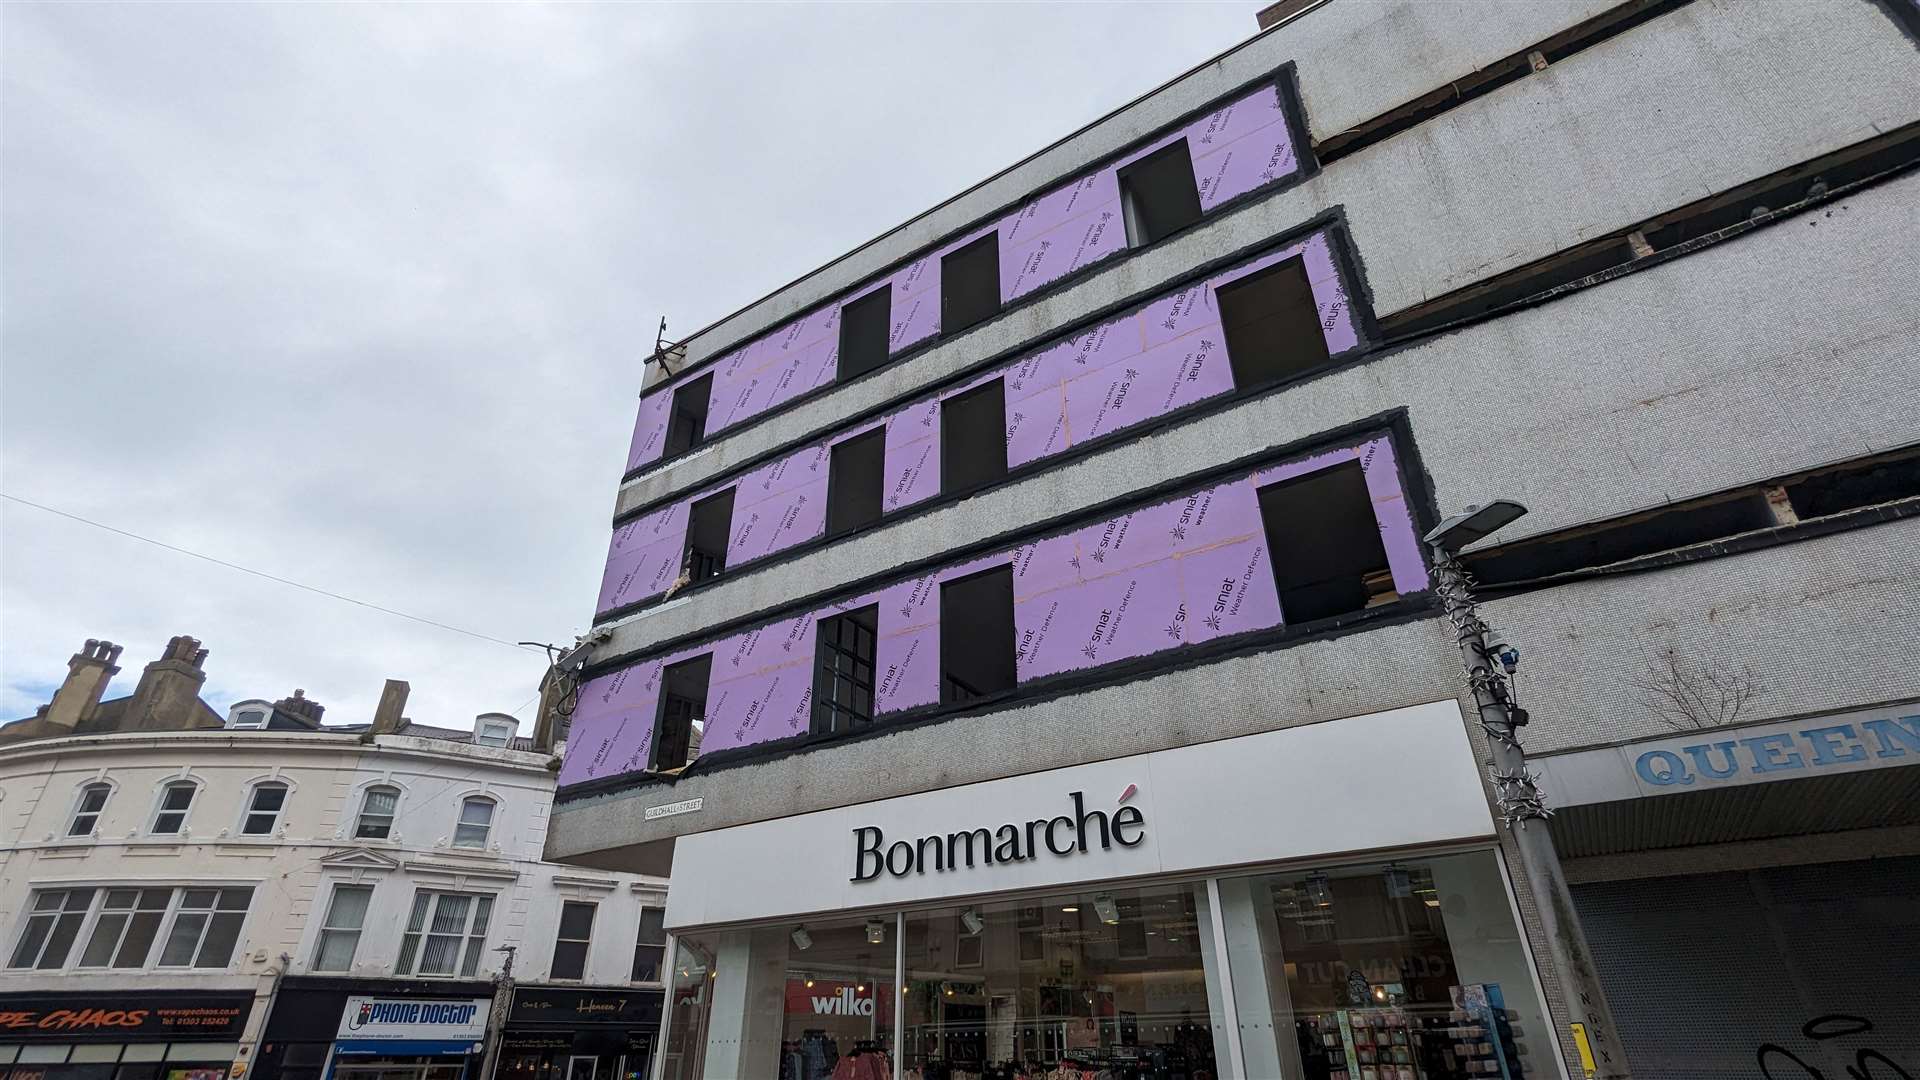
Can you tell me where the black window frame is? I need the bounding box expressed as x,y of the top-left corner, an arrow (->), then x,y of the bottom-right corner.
631,906 -> 667,983
812,605 -> 878,735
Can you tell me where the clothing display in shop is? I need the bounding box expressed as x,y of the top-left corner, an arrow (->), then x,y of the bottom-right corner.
783,1030 -> 839,1080
828,1044 -> 891,1080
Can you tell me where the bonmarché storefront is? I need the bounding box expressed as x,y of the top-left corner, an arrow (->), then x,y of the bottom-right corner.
649,702 -> 1568,1080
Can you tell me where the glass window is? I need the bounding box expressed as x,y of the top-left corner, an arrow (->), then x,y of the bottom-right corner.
475,722 -> 513,748
157,886 -> 251,968
900,883 -> 1226,1080
150,781 -> 196,835
551,901 -> 596,981
632,907 -> 667,983
231,709 -> 269,729
397,890 -> 494,977
1218,851 -> 1552,1080
812,608 -> 877,735
77,888 -> 170,968
453,797 -> 494,849
241,782 -> 288,835
355,786 -> 399,839
312,884 -> 373,972
7,888 -> 96,969
69,783 -> 112,836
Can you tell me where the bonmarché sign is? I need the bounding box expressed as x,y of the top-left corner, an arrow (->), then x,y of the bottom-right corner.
852,790 -> 1144,882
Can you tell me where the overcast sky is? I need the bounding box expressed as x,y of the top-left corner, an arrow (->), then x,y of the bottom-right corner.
1,2 -> 1258,730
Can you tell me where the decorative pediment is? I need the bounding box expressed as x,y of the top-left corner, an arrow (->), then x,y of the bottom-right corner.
317,847 -> 402,872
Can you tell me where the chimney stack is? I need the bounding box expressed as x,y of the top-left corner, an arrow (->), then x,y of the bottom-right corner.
125,635 -> 212,732
273,688 -> 326,726
43,639 -> 124,732
369,679 -> 410,736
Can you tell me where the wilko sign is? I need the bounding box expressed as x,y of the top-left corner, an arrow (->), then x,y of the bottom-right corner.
337,996 -> 490,1042
783,980 -> 890,1025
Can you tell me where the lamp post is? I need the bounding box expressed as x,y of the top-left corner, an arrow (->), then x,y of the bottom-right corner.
1424,502 -> 1630,1080
477,943 -> 517,1080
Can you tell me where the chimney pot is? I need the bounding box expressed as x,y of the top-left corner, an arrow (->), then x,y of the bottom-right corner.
371,680 -> 410,736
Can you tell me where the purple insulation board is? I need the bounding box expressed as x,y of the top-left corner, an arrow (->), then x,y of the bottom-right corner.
593,226 -> 1359,618
620,83 -> 1301,473
562,431 -> 1425,788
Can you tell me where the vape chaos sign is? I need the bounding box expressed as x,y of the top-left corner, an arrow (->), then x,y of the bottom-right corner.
852,791 -> 1144,882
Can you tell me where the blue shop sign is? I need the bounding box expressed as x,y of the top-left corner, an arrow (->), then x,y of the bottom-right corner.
1532,703 -> 1920,806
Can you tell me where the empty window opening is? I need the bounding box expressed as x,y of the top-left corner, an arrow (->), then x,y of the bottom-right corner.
826,428 -> 887,538
683,488 -> 735,584
1784,447 -> 1920,521
838,286 -> 894,380
940,566 -> 1017,704
940,379 -> 1008,495
941,233 -> 1001,335
663,373 -> 713,459
1465,491 -> 1776,589
1258,460 -> 1393,624
653,654 -> 711,771
813,606 -> 878,735
1217,256 -> 1331,391
1118,139 -> 1203,247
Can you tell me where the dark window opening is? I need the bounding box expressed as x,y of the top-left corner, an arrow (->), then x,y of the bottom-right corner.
1466,492 -> 1776,589
1784,447 -> 1920,520
1257,460 -> 1393,624
813,605 -> 878,735
940,566 -> 1016,704
1118,139 -> 1203,247
940,232 -> 1001,335
826,428 -> 887,538
837,286 -> 894,380
683,488 -> 735,584
651,655 -> 711,772
940,379 -> 1008,495
1217,256 -> 1331,391
663,373 -> 713,459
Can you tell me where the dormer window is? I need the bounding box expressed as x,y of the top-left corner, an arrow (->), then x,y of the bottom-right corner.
229,709 -> 269,730
474,718 -> 516,748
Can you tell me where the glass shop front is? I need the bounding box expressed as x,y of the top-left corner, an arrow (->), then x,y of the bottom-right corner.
649,703 -> 1565,1080
0,991 -> 251,1080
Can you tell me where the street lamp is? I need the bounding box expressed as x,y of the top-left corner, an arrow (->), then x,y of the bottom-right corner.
1425,502 -> 1629,1080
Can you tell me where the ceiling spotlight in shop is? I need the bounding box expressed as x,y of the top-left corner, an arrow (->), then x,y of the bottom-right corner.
961,909 -> 985,936
1061,905 -> 1079,913
865,919 -> 887,944
1093,894 -> 1120,925
1306,871 -> 1334,908
791,926 -> 813,951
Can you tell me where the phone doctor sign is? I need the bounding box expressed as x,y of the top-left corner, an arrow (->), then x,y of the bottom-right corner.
337,997 -> 491,1044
